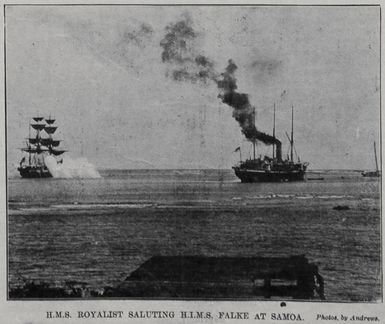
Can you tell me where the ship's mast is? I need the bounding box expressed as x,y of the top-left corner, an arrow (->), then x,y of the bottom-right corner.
28,123 -> 31,165
36,122 -> 41,165
253,107 -> 256,160
374,141 -> 379,172
28,116 -> 47,166
273,103 -> 276,160
290,106 -> 294,162
44,116 -> 65,157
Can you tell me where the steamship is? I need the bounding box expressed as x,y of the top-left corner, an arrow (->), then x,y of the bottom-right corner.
18,116 -> 65,178
232,107 -> 308,183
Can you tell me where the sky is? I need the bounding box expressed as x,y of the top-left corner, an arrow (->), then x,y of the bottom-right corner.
6,5 -> 380,170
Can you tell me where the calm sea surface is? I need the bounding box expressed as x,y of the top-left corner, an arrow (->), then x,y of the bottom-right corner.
8,169 -> 381,301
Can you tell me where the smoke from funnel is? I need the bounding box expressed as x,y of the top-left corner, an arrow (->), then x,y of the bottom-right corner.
216,60 -> 281,146
160,17 -> 281,158
160,15 -> 217,83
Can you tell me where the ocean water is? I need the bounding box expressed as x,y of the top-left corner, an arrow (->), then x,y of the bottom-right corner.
8,169 -> 381,301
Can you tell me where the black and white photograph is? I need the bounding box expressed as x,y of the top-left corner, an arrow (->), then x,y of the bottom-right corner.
3,2 -> 382,312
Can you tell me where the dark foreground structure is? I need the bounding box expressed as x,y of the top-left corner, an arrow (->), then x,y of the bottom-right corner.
106,255 -> 325,299
9,255 -> 324,299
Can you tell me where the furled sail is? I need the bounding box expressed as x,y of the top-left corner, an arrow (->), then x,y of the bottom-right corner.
22,147 -> 48,153
41,138 -> 61,147
28,138 -> 39,145
45,118 -> 56,125
31,123 -> 45,131
40,138 -> 50,146
44,126 -> 57,134
49,149 -> 66,156
50,140 -> 61,147
32,117 -> 44,122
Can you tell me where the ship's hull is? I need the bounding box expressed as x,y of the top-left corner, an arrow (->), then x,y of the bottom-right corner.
362,170 -> 380,177
18,166 -> 52,178
233,167 -> 306,183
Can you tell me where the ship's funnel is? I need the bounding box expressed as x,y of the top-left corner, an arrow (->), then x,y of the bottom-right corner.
276,141 -> 282,162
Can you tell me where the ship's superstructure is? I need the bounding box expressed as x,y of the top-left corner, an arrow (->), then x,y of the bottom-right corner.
232,107 -> 308,183
18,116 -> 65,178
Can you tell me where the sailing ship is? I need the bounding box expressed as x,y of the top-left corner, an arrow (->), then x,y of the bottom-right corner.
232,106 -> 308,183
362,142 -> 381,177
18,116 -> 65,178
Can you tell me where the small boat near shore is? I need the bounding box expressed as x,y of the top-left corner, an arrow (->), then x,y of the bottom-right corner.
362,142 -> 380,178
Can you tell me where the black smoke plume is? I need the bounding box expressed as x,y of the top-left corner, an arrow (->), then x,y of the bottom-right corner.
160,17 -> 281,152
216,60 -> 281,148
160,16 -> 217,83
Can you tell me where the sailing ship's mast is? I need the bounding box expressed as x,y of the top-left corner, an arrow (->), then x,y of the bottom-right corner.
45,115 -> 55,153
290,106 -> 294,162
273,103 -> 276,160
28,122 -> 31,165
374,141 -> 379,173
253,107 -> 256,160
30,117 -> 45,166
44,116 -> 66,157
